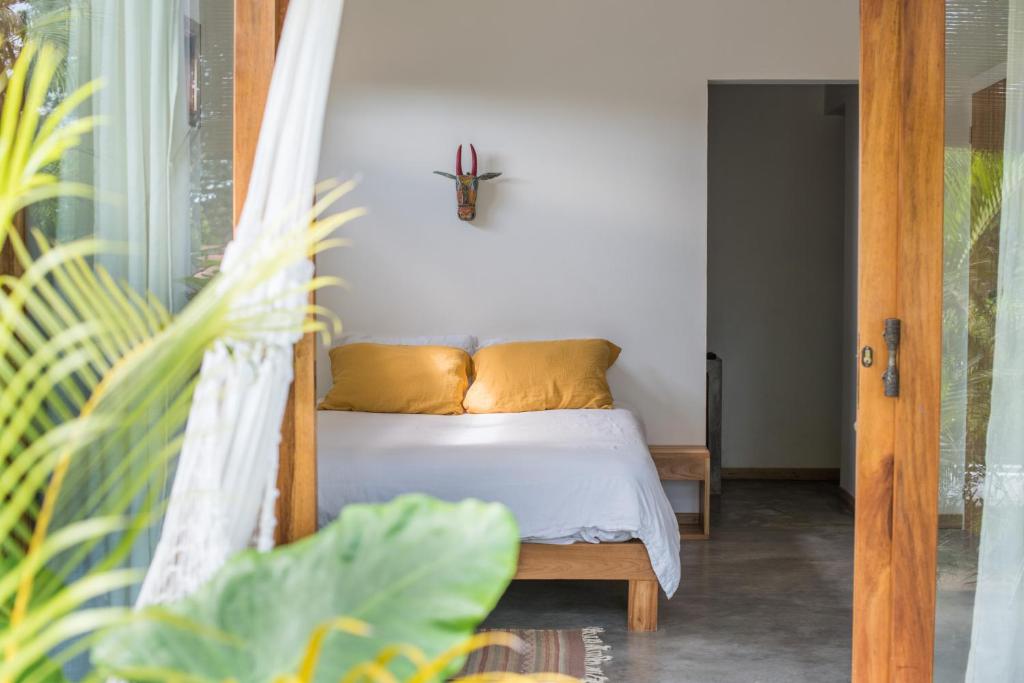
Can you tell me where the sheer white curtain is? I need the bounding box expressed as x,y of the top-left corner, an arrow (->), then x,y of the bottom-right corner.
58,0 -> 191,310
49,5 -> 194,676
91,0 -> 191,310
49,0 -> 190,605
965,2 -> 1024,679
135,0 -> 345,606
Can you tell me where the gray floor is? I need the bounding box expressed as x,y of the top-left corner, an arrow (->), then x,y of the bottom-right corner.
934,528 -> 978,683
484,481 -> 855,683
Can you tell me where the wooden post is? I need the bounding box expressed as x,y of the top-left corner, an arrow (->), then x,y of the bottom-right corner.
233,0 -> 317,545
853,0 -> 944,680
888,0 -> 943,677
852,2 -> 901,679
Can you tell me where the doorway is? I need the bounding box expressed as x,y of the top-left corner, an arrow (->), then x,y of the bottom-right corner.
707,83 -> 858,489
704,82 -> 859,680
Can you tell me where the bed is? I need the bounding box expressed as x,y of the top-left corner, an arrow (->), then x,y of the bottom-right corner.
317,406 -> 681,631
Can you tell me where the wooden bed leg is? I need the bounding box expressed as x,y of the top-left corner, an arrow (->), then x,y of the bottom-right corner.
627,579 -> 658,632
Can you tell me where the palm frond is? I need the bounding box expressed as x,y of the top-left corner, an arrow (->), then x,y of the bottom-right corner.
0,41 -> 356,682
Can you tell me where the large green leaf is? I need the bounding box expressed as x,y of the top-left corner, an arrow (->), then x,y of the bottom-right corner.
91,495 -> 520,682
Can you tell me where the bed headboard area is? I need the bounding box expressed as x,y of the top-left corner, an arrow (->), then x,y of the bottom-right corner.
313,0 -> 858,446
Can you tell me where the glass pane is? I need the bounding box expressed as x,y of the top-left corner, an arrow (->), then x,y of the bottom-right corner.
14,0 -> 234,310
939,0 -> 1024,680
187,0 -> 235,298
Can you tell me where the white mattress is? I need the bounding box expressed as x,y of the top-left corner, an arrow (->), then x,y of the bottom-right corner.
316,407 -> 681,595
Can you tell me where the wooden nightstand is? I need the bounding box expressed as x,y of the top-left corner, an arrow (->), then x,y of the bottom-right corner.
649,445 -> 711,540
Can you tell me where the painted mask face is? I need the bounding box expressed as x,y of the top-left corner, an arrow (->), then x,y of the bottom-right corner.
434,144 -> 502,221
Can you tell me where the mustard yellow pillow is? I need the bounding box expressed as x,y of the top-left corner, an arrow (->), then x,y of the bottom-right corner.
320,343 -> 471,415
463,339 -> 621,414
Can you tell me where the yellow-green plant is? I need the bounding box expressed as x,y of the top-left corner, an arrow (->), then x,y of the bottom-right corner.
2,42 -> 575,683
0,41 -> 352,682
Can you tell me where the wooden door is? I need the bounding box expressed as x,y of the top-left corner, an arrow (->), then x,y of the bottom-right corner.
855,0 -> 1024,680
853,0 -> 945,680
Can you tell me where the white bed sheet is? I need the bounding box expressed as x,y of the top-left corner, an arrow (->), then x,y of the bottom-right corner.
316,407 -> 681,595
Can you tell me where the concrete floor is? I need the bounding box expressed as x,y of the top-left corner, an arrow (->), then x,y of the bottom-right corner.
934,528 -> 978,682
484,481 -> 854,683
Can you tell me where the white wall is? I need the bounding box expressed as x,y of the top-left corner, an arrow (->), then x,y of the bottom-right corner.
316,0 -> 859,449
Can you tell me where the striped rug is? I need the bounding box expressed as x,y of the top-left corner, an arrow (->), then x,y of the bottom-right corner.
456,628 -> 611,682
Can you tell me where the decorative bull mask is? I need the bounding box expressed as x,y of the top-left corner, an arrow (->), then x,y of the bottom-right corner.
433,144 -> 502,221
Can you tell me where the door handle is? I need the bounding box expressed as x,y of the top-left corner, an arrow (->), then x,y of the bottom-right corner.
882,318 -> 900,397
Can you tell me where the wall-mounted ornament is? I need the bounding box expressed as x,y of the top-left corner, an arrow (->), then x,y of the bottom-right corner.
433,144 -> 502,221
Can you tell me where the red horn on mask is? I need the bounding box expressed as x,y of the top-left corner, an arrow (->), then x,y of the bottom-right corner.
470,144 -> 478,176
456,145 -> 464,176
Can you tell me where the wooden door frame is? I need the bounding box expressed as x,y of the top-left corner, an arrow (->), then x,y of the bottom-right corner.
233,0 -> 317,545
853,0 -> 944,680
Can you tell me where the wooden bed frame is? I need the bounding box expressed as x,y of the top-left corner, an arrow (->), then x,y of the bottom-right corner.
232,1 -> 706,634
512,446 -> 710,632
516,541 -> 660,632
